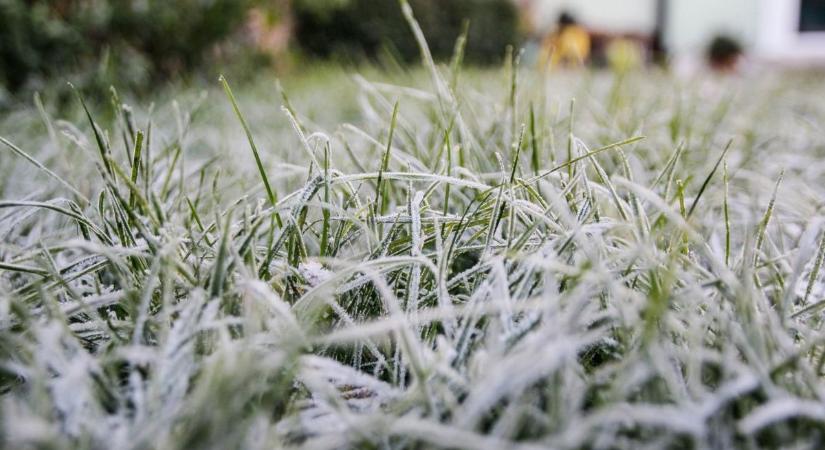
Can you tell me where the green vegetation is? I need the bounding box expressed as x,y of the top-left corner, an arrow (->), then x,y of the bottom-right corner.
0,0 -> 259,100
1,0 -> 520,105
293,0 -> 521,64
3,11 -> 825,450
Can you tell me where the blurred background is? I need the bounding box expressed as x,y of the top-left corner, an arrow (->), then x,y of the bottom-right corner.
1,0 -> 825,106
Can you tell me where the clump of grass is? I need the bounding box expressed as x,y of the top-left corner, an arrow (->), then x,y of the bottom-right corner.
3,9 -> 825,450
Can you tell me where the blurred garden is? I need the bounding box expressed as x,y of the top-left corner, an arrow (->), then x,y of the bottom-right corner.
0,0 -> 522,105
4,2 -> 825,449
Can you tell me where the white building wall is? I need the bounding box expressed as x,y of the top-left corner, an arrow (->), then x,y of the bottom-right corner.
531,0 -> 656,34
526,0 -> 825,62
756,0 -> 825,61
666,0 -> 759,54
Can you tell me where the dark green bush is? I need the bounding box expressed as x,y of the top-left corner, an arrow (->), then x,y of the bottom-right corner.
107,0 -> 253,76
293,0 -> 522,65
0,0 -> 255,98
0,1 -> 83,91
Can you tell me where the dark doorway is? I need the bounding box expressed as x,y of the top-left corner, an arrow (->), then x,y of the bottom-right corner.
799,0 -> 825,32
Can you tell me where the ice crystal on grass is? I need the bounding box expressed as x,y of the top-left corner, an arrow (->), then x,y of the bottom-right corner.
3,26 -> 825,450
299,261 -> 334,288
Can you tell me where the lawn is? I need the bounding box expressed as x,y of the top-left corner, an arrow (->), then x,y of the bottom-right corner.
2,53 -> 825,449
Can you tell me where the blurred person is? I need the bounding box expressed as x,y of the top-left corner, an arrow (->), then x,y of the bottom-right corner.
707,35 -> 743,72
606,38 -> 643,73
540,11 -> 591,69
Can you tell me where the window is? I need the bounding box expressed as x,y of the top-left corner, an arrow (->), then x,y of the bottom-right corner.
799,0 -> 825,32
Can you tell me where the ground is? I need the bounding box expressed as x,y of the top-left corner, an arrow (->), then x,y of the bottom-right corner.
2,64 -> 825,449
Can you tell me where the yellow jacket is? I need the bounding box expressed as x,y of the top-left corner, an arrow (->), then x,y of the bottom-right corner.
542,25 -> 591,68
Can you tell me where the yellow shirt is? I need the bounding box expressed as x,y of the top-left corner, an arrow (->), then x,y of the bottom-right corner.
543,25 -> 591,68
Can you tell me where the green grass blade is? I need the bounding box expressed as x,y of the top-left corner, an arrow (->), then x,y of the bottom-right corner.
220,75 -> 282,227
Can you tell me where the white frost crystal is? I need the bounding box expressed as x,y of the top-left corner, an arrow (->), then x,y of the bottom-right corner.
298,261 -> 333,287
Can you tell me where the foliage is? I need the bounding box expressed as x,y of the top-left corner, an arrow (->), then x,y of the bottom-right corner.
0,0 -> 255,97
293,0 -> 522,64
2,10 -> 825,450
0,0 -> 85,91
707,34 -> 744,65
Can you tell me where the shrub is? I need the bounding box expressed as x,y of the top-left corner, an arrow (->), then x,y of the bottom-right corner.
107,0 -> 253,77
0,0 -> 84,91
292,0 -> 522,64
0,0 -> 256,97
706,34 -> 743,70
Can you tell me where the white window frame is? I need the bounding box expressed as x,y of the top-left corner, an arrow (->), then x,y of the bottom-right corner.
758,0 -> 825,60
